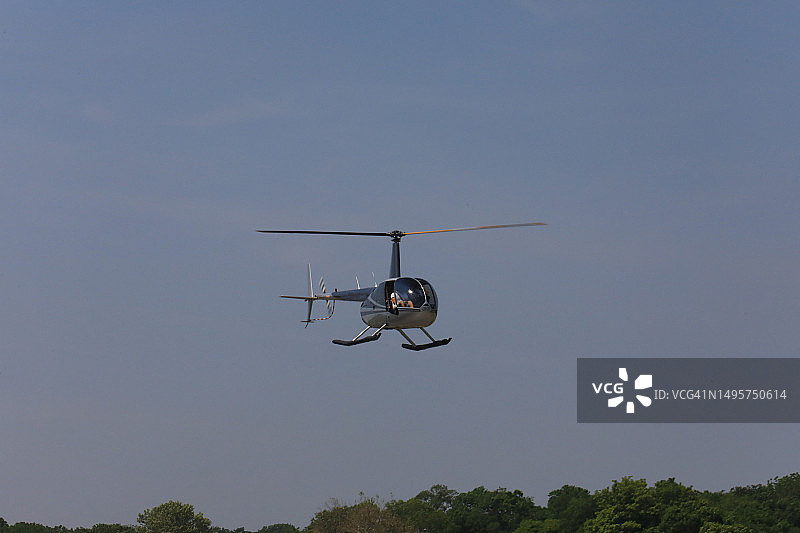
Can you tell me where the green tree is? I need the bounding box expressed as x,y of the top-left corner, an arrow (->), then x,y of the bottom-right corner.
306,495 -> 411,533
258,525 -> 299,533
513,518 -> 561,533
770,473 -> 800,530
414,485 -> 459,512
89,525 -> 137,533
650,478 -> 720,533
704,473 -> 800,533
706,480 -> 786,532
137,501 -> 212,533
698,524 -> 753,533
8,523 -> 60,533
546,485 -> 594,532
447,486 -> 542,533
657,499 -> 720,533
584,477 -> 657,533
386,497 -> 451,533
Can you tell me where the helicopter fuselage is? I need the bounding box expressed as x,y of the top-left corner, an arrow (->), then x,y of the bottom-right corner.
359,277 -> 438,329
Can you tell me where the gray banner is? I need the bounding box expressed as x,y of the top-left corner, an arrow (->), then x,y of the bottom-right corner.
577,358 -> 800,423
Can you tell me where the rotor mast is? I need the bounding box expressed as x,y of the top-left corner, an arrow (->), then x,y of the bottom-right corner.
389,230 -> 403,278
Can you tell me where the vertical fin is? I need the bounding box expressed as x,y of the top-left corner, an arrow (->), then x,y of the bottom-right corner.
305,264 -> 313,327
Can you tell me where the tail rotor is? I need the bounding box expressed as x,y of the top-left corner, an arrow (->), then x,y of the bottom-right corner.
318,276 -> 333,319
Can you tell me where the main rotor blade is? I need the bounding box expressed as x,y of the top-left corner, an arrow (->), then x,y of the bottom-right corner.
402,222 -> 546,236
256,229 -> 389,237
257,222 -> 546,238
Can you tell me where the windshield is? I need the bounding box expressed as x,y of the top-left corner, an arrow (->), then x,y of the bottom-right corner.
366,278 -> 437,313
391,277 -> 426,309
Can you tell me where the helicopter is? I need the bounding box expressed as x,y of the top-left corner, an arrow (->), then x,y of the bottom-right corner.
258,222 -> 546,350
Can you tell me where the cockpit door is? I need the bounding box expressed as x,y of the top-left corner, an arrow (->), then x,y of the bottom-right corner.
384,280 -> 399,314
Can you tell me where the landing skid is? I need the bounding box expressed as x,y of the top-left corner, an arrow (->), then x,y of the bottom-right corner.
332,333 -> 381,346
398,327 -> 452,351
401,338 -> 452,351
332,324 -> 386,347
331,324 -> 451,350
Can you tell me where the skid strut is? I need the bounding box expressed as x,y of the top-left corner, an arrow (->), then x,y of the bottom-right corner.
332,324 -> 387,346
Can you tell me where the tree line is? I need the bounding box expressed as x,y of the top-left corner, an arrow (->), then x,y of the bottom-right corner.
2,473 -> 799,533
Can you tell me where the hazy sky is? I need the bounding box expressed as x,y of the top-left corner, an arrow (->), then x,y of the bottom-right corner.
2,1 -> 799,529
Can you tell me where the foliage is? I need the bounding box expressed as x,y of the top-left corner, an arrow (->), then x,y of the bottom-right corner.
257,526 -> 300,533
305,494 -> 412,533
74,525 -> 138,533
545,485 -> 595,533
85,525 -> 138,533
698,524 -> 753,533
650,478 -> 721,533
513,518 -> 561,533
5,474 -> 800,533
385,496 -> 451,533
6,524 -> 67,533
584,477 -> 657,532
446,486 -> 542,533
137,501 -> 211,533
700,474 -> 800,533
413,485 -> 459,512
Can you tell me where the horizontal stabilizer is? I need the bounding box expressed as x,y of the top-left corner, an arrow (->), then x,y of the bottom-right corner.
281,294 -> 331,301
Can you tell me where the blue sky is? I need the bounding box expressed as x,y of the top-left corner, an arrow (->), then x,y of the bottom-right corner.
2,1 -> 799,529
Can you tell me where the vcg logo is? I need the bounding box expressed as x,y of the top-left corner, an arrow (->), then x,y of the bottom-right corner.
592,367 -> 653,414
